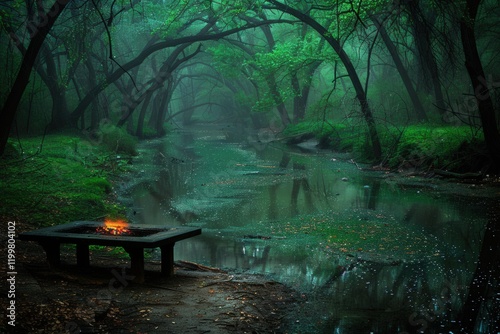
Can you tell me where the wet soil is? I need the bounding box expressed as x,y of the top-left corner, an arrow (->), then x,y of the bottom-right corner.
1,226 -> 302,334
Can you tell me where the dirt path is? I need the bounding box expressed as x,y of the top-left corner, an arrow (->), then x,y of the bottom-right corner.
1,236 -> 301,334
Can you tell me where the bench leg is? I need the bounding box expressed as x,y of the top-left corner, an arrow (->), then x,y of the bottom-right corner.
124,247 -> 144,283
161,244 -> 175,277
76,243 -> 90,267
40,242 -> 60,268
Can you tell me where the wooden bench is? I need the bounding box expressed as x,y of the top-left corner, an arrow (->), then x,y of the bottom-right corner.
19,221 -> 201,282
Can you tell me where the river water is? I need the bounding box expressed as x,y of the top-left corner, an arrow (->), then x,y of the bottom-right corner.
118,125 -> 499,333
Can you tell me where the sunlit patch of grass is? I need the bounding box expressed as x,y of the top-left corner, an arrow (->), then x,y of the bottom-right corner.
0,133 -> 128,227
284,120 -> 486,170
385,125 -> 484,170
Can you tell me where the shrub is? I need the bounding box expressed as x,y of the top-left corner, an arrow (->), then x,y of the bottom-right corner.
99,123 -> 138,156
386,125 -> 484,170
284,120 -> 485,170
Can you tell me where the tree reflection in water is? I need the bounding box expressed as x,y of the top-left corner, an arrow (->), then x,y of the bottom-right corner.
124,128 -> 497,333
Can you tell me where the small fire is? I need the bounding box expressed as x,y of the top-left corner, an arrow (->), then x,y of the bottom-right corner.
96,219 -> 131,235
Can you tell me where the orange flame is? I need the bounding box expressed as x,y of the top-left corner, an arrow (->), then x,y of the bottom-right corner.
97,219 -> 131,235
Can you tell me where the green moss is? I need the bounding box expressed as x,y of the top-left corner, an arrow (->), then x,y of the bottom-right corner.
284,120 -> 370,157
0,133 -> 127,227
285,120 -> 485,170
99,123 -> 138,155
81,177 -> 112,193
385,125 -> 484,170
139,126 -> 158,139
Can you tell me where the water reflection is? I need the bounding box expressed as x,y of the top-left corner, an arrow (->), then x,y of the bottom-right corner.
122,127 -> 498,333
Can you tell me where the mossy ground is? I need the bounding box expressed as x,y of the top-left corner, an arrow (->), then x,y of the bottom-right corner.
0,132 -> 133,228
283,121 -> 486,171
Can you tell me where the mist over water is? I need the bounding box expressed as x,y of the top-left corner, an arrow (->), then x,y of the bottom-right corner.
119,125 -> 496,333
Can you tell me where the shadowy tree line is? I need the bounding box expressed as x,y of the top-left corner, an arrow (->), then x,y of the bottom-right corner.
1,0 -> 499,169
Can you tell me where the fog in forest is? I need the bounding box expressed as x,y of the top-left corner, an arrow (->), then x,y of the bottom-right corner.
1,1 -> 499,333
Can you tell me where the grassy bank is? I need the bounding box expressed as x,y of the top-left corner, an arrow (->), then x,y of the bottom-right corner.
283,121 -> 487,171
0,129 -> 136,228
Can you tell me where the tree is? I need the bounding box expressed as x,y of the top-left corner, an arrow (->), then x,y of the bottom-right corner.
264,0 -> 382,162
460,0 -> 500,168
371,14 -> 427,121
0,0 -> 70,156
404,0 -> 446,114
122,44 -> 202,137
68,17 -> 292,127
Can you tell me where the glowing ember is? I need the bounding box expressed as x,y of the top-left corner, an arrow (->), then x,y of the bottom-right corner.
96,219 -> 131,235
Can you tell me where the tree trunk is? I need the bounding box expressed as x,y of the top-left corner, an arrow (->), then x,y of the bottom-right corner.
259,23 -> 291,126
291,72 -> 305,122
69,19 -> 286,126
7,33 -> 70,132
295,60 -> 322,122
406,0 -> 446,114
85,57 -> 100,130
118,44 -> 199,128
460,0 -> 500,169
265,0 -> 382,161
0,0 -> 69,156
41,43 -> 69,130
148,90 -> 161,129
136,91 -> 153,138
292,24 -> 323,123
155,79 -> 174,136
180,74 -> 195,126
371,15 -> 427,122
267,76 -> 292,126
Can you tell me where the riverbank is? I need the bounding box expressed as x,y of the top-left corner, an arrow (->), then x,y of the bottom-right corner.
3,130 -> 500,333
0,132 -> 133,228
0,132 -> 301,333
0,233 -> 299,333
282,121 -> 493,173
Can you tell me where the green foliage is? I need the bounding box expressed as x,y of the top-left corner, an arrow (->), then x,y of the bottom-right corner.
146,0 -> 192,37
241,33 -> 336,114
208,44 -> 249,79
322,0 -> 392,38
234,90 -> 255,109
252,92 -> 280,113
0,134 -> 127,227
139,126 -> 159,139
284,119 -> 368,155
385,125 -> 484,170
98,122 -> 138,156
285,120 -> 485,170
252,37 -> 336,75
0,0 -> 24,23
145,0 -> 263,38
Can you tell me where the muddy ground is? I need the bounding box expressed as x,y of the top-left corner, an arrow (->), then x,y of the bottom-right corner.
1,232 -> 305,334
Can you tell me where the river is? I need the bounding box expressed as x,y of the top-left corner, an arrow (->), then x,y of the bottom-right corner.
117,125 -> 499,333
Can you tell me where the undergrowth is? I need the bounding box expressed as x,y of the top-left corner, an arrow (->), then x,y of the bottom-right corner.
283,121 -> 486,171
0,133 -> 132,227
